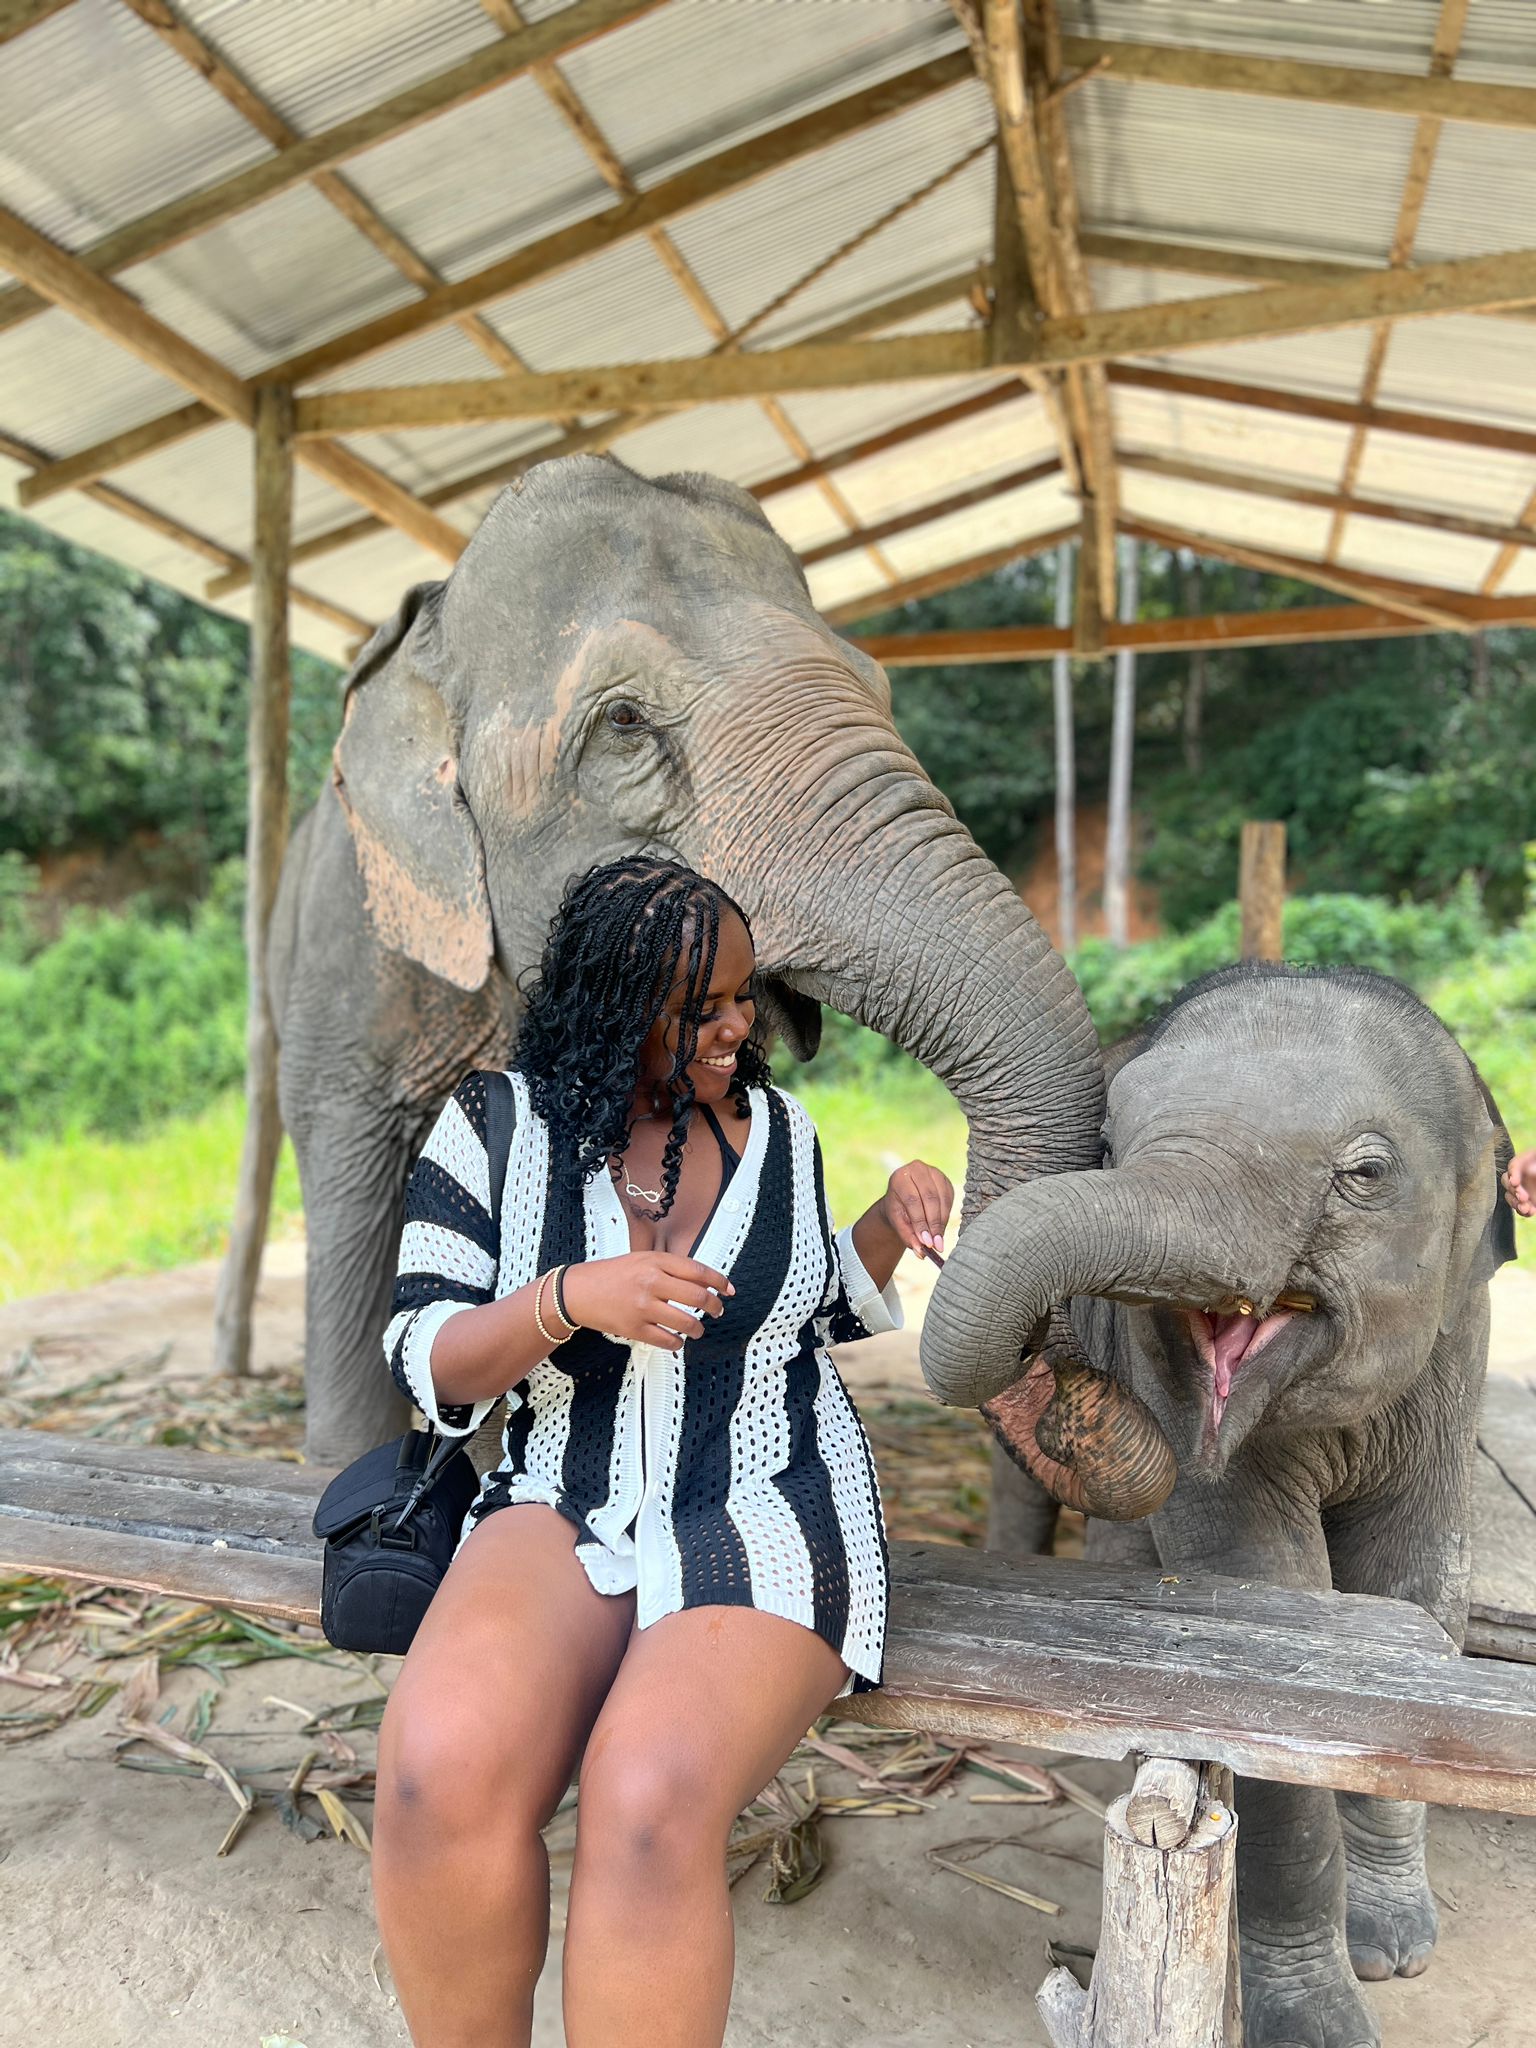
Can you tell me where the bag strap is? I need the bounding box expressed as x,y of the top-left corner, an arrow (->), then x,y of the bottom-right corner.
396,1071 -> 519,1520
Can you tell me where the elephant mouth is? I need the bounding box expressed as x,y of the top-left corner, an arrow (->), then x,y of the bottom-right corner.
1179,1289 -> 1321,1445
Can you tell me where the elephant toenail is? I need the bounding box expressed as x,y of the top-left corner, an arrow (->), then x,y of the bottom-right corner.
1350,1947 -> 1393,1981
1398,1948 -> 1433,1978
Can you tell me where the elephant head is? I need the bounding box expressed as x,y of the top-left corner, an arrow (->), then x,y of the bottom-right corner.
922,963 -> 1515,1493
328,454 -> 1172,1512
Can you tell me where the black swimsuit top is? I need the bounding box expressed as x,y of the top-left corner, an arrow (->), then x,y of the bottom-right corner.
545,1101 -> 741,1378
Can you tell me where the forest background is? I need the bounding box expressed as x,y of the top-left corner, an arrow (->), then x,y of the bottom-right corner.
2,503 -> 1532,1296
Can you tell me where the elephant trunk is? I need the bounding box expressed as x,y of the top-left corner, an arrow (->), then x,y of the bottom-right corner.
920,1163 -> 1266,1518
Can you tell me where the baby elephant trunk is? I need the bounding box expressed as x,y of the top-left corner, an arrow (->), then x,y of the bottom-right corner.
920,1164 -> 1280,1519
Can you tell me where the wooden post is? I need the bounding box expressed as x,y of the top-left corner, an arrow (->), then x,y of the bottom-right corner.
1103,537 -> 1139,947
1037,1757 -> 1240,2048
1074,509 -> 1106,657
213,385 -> 294,1378
1052,539 -> 1077,953
1239,821 -> 1286,962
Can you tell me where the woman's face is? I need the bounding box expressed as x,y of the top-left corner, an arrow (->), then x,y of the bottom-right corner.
636,907 -> 757,1107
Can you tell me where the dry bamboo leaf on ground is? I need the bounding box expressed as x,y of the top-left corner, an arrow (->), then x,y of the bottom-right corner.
315,1786 -> 373,1854
929,1847 -> 1062,1916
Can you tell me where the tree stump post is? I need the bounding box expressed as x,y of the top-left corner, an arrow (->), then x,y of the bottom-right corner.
213,384 -> 294,1378
1239,819 -> 1286,962
1037,1757 -> 1240,2048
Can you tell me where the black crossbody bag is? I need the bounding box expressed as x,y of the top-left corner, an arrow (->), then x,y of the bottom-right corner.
310,1073 -> 516,1656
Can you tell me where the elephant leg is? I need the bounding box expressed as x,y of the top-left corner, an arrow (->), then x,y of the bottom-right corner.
1335,1795 -> 1435,1984
1154,1470 -> 1381,2048
1082,1514 -> 1159,1568
984,1443 -> 1060,1555
290,1094 -> 418,1468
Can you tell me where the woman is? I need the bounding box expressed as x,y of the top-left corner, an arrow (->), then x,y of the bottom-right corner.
372,855 -> 954,2048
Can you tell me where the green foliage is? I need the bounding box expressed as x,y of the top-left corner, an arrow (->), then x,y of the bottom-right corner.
1072,882 -> 1492,1046
0,508 -> 342,891
0,864 -> 247,1148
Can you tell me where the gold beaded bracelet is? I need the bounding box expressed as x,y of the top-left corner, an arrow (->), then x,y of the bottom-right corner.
533,1266 -> 575,1347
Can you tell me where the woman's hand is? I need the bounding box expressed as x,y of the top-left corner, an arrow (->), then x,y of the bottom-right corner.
561,1253 -> 735,1352
878,1160 -> 956,1261
1505,1148 -> 1536,1219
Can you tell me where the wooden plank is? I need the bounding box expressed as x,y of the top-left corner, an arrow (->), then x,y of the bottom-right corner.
825,526 -> 1079,627
1060,33 -> 1536,132
15,48 -> 976,497
0,0 -> 668,336
1108,362 -> 1536,464
1239,821 -> 1286,962
2,1433 -> 1531,1808
798,457 -> 1059,568
840,1546 -> 1536,1816
1117,450 -> 1536,553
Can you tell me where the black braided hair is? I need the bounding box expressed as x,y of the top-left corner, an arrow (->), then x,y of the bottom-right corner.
514,856 -> 773,1218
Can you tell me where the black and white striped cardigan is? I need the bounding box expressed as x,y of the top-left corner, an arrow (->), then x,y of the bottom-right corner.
383,1070 -> 901,1689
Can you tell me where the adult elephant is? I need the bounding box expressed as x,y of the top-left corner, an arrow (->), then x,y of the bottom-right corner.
920,963 -> 1515,2048
266,454 -> 1154,1474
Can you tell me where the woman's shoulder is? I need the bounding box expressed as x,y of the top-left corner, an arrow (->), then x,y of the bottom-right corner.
763,1082 -> 818,1138
441,1064 -> 524,1138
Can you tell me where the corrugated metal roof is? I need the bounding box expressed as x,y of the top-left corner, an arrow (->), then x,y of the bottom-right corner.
1,0 -> 1532,660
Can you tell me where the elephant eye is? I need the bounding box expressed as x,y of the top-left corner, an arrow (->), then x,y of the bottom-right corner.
606,698 -> 647,730
1333,1145 -> 1395,1202
1350,1158 -> 1389,1182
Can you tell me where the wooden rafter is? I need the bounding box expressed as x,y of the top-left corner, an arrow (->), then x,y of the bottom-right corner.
0,203 -> 465,564
1079,231 -> 1536,327
1059,34 -> 1536,132
474,0 -> 897,582
1119,515 -> 1474,635
289,232 -> 1536,432
0,422 -> 368,639
800,457 -> 1060,568
0,0 -> 667,339
118,0 -> 533,380
823,526 -> 1077,626
1117,450 -> 1536,555
16,48 -> 974,502
855,594 -> 1536,666
0,0 -> 72,43
1483,485 -> 1536,596
1108,364 -> 1536,465
1324,0 -> 1470,565
980,0 -> 1116,632
203,276 -> 1007,601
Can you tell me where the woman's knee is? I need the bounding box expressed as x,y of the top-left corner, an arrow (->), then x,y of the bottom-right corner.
376,1685 -> 566,1855
575,1739 -> 730,1891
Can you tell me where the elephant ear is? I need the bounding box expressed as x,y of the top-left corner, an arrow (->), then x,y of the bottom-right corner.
1440,1057 -> 1516,1335
331,581 -> 494,992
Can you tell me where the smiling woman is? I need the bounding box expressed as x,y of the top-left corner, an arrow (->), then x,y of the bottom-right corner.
370,854 -> 954,2048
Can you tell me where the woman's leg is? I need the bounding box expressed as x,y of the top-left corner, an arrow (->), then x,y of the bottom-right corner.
372,1505 -> 634,2048
563,1608 -> 848,2048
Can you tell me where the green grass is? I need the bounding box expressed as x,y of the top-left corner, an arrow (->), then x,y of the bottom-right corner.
793,1058 -> 968,1236
0,1091 -> 304,1302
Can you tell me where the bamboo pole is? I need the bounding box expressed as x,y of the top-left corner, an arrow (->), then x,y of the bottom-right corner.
1239,823 -> 1287,963
213,387 -> 294,1380
1104,538 -> 1139,948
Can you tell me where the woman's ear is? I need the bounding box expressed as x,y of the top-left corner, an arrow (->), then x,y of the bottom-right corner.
331,582 -> 494,992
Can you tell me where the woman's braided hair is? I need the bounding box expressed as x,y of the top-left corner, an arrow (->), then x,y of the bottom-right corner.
514,856 -> 772,1218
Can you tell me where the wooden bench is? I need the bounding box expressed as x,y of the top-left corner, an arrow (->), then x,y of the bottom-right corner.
4,1423 -> 1535,2046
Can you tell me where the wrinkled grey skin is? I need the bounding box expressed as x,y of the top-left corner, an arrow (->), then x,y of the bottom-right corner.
270,454 -> 1102,1467
922,964 -> 1514,2048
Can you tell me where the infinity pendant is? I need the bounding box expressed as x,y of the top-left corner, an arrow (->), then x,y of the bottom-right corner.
624,1180 -> 662,1204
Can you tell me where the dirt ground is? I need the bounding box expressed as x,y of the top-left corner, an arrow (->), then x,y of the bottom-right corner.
2,1250 -> 1534,2048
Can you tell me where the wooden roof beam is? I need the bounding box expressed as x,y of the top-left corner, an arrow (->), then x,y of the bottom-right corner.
1079,230 -> 1536,326
826,524 -> 1079,627
0,0 -> 667,338
202,274 -> 1007,601
0,422 -> 369,639
1323,0 -> 1471,566
118,0 -> 534,380
16,46 -> 975,501
1107,363 -> 1536,464
0,205 -> 465,564
1119,515 -> 1476,635
290,237 -> 1536,434
800,456 -> 1060,568
854,593 -> 1536,666
0,0 -> 73,42
1060,34 -> 1536,132
1118,448 -> 1536,553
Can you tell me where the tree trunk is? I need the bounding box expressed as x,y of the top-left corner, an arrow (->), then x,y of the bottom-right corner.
1182,558 -> 1206,776
214,386 -> 293,1378
1104,539 -> 1139,949
1053,539 -> 1077,953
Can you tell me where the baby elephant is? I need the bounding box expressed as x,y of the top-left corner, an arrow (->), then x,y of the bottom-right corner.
923,963 -> 1515,2048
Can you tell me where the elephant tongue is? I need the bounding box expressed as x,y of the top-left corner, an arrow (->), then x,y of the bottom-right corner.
1200,1309 -> 1292,1429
